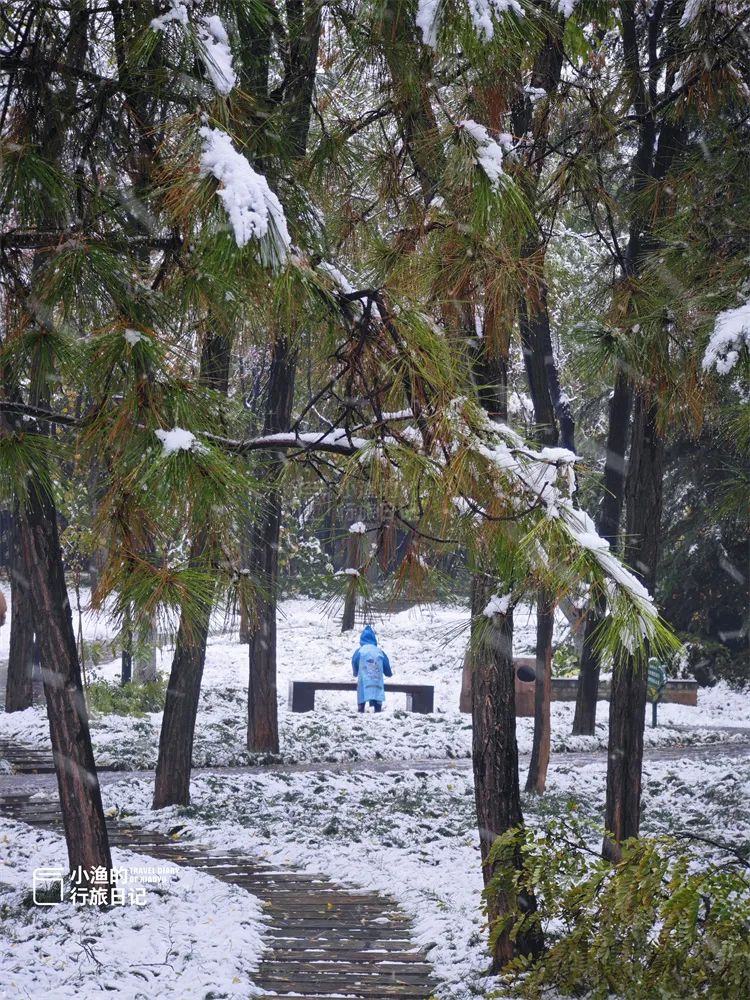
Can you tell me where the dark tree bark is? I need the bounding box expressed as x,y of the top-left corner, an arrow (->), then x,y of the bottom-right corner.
0,3 -> 111,878
241,1 -> 321,753
379,0 -> 446,207
525,593 -> 553,794
518,293 -> 561,794
153,335 -> 230,809
5,508 -> 35,712
510,13 -> 570,790
518,287 -> 565,448
340,531 -> 360,633
17,482 -> 112,880
460,343 -> 509,708
121,610 -> 132,686
153,543 -> 212,808
572,369 -> 632,735
603,393 -> 665,859
376,1 -> 546,960
247,336 -> 297,754
283,0 -> 323,159
471,576 -> 544,968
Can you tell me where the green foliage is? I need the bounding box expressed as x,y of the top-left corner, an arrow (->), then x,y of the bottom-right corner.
0,432 -> 58,506
80,638 -> 118,668
489,817 -> 750,999
552,639 -> 579,677
278,528 -> 334,599
86,676 -> 167,717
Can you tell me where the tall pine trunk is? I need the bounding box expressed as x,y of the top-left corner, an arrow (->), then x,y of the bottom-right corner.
247,336 -> 296,754
603,393 -> 664,859
471,576 -> 543,968
242,0 -> 320,754
518,284 -> 569,793
153,557 -> 212,808
5,508 -> 35,712
572,369 -> 632,735
17,482 -> 112,880
376,3 -> 546,961
525,594 -> 553,794
340,531 -> 360,633
153,335 -> 230,809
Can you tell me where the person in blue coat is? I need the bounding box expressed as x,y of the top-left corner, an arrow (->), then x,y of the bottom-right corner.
352,625 -> 392,713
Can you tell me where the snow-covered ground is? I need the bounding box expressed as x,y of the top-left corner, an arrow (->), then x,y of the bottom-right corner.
0,815 -> 265,1000
102,748 -> 750,1000
1,589 -> 748,999
1,594 -> 747,771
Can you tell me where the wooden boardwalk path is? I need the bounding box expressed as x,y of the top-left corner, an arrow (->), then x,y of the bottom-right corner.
0,735 -> 56,773
0,783 -> 438,999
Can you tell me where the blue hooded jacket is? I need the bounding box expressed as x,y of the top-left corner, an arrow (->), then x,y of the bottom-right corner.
352,625 -> 392,704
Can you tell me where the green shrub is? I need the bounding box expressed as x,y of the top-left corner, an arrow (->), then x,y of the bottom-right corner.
86,676 -> 167,717
552,639 -> 580,677
489,816 -> 750,999
81,638 -> 119,667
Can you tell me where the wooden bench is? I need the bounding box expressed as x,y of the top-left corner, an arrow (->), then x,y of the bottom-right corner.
513,658 -> 698,716
288,680 -> 434,714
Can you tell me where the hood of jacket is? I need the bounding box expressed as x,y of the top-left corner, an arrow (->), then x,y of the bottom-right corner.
359,625 -> 377,646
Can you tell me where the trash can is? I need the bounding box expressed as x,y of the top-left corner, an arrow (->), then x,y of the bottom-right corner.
514,658 -> 537,716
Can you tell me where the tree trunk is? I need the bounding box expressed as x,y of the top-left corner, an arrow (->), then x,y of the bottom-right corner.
121,611 -> 132,686
571,595 -> 604,735
153,576 -> 211,808
459,644 -> 473,713
572,369 -> 632,735
247,335 -> 297,754
340,532 -> 360,633
239,600 -> 251,645
153,334 -> 230,808
460,341 -> 509,710
525,593 -> 553,794
133,626 -> 157,682
518,286 -> 563,447
603,392 -> 664,859
471,576 -> 544,969
17,485 -> 112,881
5,509 -> 35,712
518,287 -> 566,794
242,1 -> 320,752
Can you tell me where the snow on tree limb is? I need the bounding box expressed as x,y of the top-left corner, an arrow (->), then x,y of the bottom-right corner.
151,4 -> 236,96
155,427 -> 209,456
458,120 -> 513,189
702,297 -> 750,375
196,16 -> 237,95
417,0 -> 523,48
150,1 -> 189,31
456,405 -> 662,649
198,127 -> 290,260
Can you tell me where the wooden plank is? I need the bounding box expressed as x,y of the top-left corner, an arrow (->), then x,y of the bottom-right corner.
271,948 -> 430,962
265,929 -> 415,944
265,919 -> 410,932
265,936 -> 420,950
257,960 -> 434,979
255,978 -> 431,998
259,898 -> 403,912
